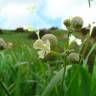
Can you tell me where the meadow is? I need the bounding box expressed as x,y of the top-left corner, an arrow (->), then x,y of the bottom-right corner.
0,30 -> 66,96
0,19 -> 96,96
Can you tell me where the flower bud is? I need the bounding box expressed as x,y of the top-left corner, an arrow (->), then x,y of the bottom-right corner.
64,19 -> 71,28
67,52 -> 79,62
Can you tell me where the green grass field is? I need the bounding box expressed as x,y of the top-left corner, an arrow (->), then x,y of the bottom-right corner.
0,31 -> 96,96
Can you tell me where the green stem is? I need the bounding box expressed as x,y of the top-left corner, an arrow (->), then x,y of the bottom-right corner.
64,66 -> 79,96
61,21 -> 73,95
60,55 -> 67,96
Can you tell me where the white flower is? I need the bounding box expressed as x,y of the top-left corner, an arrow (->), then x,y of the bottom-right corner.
33,39 -> 45,49
90,22 -> 96,36
41,34 -> 58,48
69,35 -> 75,45
69,35 -> 82,46
33,31 -> 51,59
75,38 -> 82,45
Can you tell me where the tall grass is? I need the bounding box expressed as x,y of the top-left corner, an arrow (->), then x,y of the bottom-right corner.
0,31 -> 96,96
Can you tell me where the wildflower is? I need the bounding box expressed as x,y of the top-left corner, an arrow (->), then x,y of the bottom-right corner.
71,16 -> 83,29
41,34 -> 58,49
33,31 -> 51,59
67,52 -> 80,62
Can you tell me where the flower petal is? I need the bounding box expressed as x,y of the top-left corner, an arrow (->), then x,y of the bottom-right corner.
69,35 -> 75,45
44,40 -> 51,51
38,50 -> 45,59
33,39 -> 44,49
75,38 -> 82,45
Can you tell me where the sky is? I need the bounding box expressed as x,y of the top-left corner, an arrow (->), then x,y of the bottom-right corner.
0,0 -> 96,29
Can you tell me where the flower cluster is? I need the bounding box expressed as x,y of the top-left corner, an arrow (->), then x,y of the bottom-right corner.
64,16 -> 84,30
33,31 -> 51,59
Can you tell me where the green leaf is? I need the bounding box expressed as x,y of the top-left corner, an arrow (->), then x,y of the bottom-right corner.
0,81 -> 11,96
90,60 -> 96,96
80,67 -> 91,96
84,43 -> 96,65
41,65 -> 72,96
41,68 -> 64,96
64,65 -> 80,96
